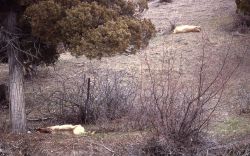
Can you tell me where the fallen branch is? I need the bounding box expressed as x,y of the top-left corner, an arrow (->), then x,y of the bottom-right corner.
88,141 -> 115,153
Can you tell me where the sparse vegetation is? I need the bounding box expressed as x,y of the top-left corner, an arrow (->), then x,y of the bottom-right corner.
0,0 -> 250,155
135,41 -> 241,154
0,0 -> 155,133
32,70 -> 137,125
215,117 -> 250,137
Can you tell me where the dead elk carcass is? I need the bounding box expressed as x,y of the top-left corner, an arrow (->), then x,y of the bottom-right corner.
36,124 -> 86,135
173,25 -> 201,34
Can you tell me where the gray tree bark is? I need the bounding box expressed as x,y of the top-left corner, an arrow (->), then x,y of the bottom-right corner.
6,10 -> 26,133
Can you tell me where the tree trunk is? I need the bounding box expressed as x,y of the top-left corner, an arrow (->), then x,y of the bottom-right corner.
6,11 -> 26,133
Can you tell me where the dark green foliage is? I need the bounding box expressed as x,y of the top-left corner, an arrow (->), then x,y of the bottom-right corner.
71,20 -> 131,58
20,38 -> 59,65
60,2 -> 116,30
58,2 -> 117,44
84,0 -> 136,16
24,0 -> 62,43
121,17 -> 155,50
236,0 -> 250,25
236,0 -> 250,15
53,0 -> 80,8
17,0 -> 36,6
1,0 -> 155,63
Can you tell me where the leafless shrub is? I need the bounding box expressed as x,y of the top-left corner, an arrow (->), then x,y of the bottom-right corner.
139,38 -> 242,154
24,35 -> 246,154
32,69 -> 138,125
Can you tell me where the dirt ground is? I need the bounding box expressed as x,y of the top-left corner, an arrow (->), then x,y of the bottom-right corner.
0,0 -> 250,155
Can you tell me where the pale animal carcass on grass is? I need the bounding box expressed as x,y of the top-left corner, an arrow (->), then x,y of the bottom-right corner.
36,124 -> 86,135
173,25 -> 201,34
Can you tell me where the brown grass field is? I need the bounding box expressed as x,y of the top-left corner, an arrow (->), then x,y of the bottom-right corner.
0,0 -> 250,155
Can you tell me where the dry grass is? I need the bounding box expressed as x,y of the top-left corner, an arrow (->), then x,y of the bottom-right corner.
0,131 -> 147,156
1,0 -> 250,155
